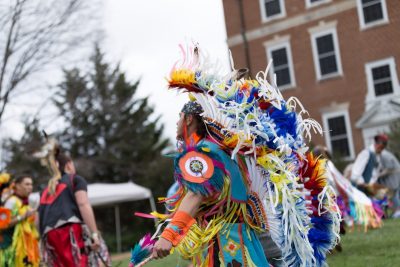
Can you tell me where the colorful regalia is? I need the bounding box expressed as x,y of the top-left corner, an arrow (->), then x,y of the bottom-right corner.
147,44 -> 341,267
0,194 -> 40,267
325,160 -> 382,231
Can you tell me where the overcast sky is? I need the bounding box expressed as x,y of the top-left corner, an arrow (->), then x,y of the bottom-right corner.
1,0 -> 229,145
102,0 -> 230,141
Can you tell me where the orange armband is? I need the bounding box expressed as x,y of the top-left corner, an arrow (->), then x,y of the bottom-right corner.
160,210 -> 196,246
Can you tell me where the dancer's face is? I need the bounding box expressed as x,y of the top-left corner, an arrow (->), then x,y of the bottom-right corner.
64,160 -> 76,174
176,112 -> 185,140
15,177 -> 33,198
375,142 -> 386,154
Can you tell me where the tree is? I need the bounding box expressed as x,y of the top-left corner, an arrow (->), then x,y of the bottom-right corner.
0,0 -> 99,124
54,46 -> 173,251
4,118 -> 49,187
54,46 -> 172,188
5,46 -> 174,251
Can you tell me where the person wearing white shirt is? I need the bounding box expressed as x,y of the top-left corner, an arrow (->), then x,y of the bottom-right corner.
351,134 -> 388,190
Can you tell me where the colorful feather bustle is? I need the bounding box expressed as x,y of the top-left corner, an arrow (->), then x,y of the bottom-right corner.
299,153 -> 341,266
129,234 -> 156,267
160,44 -> 341,266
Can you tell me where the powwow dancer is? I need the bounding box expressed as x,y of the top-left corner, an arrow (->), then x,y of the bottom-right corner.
132,45 -> 341,267
0,174 -> 40,267
34,137 -> 109,267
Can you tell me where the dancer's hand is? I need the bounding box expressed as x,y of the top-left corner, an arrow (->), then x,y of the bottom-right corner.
23,210 -> 36,221
152,237 -> 172,259
91,233 -> 101,251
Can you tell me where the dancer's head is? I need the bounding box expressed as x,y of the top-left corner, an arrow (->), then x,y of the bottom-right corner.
176,101 -> 206,141
55,150 -> 75,175
13,175 -> 33,198
47,148 -> 76,195
374,133 -> 388,154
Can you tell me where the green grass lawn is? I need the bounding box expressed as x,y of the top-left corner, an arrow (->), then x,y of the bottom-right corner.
112,252 -> 186,267
113,219 -> 400,267
327,219 -> 400,267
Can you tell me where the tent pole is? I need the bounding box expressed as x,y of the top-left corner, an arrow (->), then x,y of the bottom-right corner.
115,204 -> 121,253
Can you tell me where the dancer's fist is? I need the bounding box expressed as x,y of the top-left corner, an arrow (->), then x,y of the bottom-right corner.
152,237 -> 172,259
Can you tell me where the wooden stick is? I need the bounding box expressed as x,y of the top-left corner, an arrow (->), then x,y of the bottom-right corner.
135,255 -> 153,267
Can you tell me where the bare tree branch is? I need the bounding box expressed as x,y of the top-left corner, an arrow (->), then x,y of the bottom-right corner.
0,0 -> 100,124
0,0 -> 23,97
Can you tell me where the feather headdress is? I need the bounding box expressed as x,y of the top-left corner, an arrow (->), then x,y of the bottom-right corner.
32,133 -> 62,194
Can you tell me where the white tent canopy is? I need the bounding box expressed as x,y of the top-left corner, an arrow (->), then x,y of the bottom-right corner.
31,181 -> 156,253
88,181 -> 153,206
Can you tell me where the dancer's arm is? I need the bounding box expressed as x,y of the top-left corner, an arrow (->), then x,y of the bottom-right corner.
175,190 -> 203,215
152,191 -> 203,259
75,190 -> 100,250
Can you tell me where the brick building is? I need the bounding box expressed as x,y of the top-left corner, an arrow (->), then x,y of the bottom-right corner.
222,0 -> 400,159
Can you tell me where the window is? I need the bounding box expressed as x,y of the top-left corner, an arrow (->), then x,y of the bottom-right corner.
357,0 -> 389,29
266,41 -> 296,89
306,0 -> 331,9
365,58 -> 400,100
310,27 -> 343,80
260,0 -> 286,22
322,110 -> 354,159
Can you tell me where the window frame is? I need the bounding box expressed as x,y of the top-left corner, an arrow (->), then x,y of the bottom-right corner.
310,27 -> 343,81
356,0 -> 389,30
322,109 -> 355,160
365,57 -> 400,102
266,40 -> 296,90
259,0 -> 286,23
305,0 -> 331,9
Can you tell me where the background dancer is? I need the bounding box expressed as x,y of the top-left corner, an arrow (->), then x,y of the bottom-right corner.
0,174 -> 39,266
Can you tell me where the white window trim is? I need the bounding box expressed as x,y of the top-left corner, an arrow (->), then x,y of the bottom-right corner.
310,25 -> 343,81
259,0 -> 286,23
322,109 -> 355,160
356,0 -> 389,30
265,38 -> 296,90
365,57 -> 400,103
306,0 -> 331,9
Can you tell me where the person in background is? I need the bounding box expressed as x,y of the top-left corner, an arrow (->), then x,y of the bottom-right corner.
351,134 -> 388,193
0,174 -> 40,266
38,149 -> 102,267
376,149 -> 400,218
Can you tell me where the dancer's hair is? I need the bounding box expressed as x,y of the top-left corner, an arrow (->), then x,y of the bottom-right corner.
14,174 -> 31,184
48,147 -> 72,194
